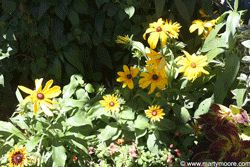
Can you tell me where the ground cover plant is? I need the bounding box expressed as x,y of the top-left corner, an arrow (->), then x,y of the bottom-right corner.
0,0 -> 250,167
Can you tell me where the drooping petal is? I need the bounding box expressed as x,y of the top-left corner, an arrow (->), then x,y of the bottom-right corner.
148,32 -> 159,49
123,65 -> 129,72
44,98 -> 60,104
35,78 -> 43,91
40,100 -> 56,109
22,96 -> 32,105
34,100 -> 39,115
143,28 -> 156,39
40,102 -> 53,116
18,86 -> 35,95
42,80 -> 53,93
159,31 -> 168,47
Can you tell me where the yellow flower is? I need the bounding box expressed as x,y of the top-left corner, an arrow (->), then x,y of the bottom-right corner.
191,121 -> 202,135
18,78 -> 61,116
199,9 -> 211,17
164,19 -> 181,39
117,65 -> 139,89
139,66 -> 168,94
145,105 -> 165,122
8,145 -> 28,167
99,94 -> 120,113
189,19 -> 215,35
177,51 -> 209,82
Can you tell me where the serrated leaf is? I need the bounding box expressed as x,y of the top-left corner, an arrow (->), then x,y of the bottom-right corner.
38,0 -> 50,20
173,0 -> 190,22
108,3 -> 119,17
2,0 -> 16,14
124,6 -> 135,19
214,53 -> 240,103
95,11 -> 105,37
52,144 -> 66,166
67,9 -> 79,26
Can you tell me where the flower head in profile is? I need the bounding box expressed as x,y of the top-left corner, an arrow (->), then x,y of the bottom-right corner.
189,19 -> 216,35
145,105 -> 165,122
8,145 -> 28,167
177,51 -> 209,82
18,78 -> 61,116
117,65 -> 139,89
139,66 -> 168,94
99,94 -> 120,113
116,35 -> 133,48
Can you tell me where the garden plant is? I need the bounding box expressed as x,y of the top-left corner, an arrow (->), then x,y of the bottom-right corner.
0,0 -> 250,167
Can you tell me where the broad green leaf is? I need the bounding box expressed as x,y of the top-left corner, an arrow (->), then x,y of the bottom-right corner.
183,0 -> 196,18
65,111 -> 92,127
70,138 -> 88,154
173,0 -> 190,22
96,45 -> 113,69
147,132 -> 158,155
155,0 -> 165,18
206,48 -> 224,62
38,21 -> 49,39
52,144 -> 66,166
73,0 -> 88,14
63,74 -> 84,99
214,53 -> 240,103
54,3 -> 67,20
154,119 -> 176,131
95,11 -> 105,37
0,121 -> 26,140
38,0 -> 50,20
133,89 -> 151,105
0,74 -> 4,87
234,0 -> 238,12
120,107 -> 135,120
235,85 -> 247,108
2,0 -> 16,14
194,96 -> 214,118
134,115 -> 150,130
124,6 -> 135,19
222,12 -> 240,40
52,57 -> 62,83
172,104 -> 190,124
52,18 -> 64,49
242,40 -> 250,48
135,129 -> 147,141
15,88 -> 23,103
203,22 -> 226,46
201,38 -> 228,52
177,124 -> 193,135
99,124 -> 118,141
67,9 -> 79,26
95,0 -> 110,9
26,136 -> 41,152
108,3 -> 119,17
0,46 -> 13,60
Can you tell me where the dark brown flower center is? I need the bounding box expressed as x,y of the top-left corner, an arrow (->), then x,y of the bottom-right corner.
127,74 -> 132,79
152,110 -> 157,116
152,74 -> 159,80
190,62 -> 196,68
12,152 -> 23,165
156,27 -> 162,32
109,102 -> 115,107
37,93 -> 44,99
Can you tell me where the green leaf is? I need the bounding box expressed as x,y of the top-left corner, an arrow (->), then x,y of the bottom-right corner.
177,124 -> 193,135
38,0 -> 50,20
133,89 -> 151,105
172,104 -> 190,124
55,3 -> 67,20
147,132 -> 158,155
223,12 -> 240,38
52,144 -> 66,166
0,74 -> 4,87
134,115 -> 150,130
242,40 -> 250,48
2,0 -> 16,14
235,85 -> 247,108
85,83 -> 95,93
95,0 -> 110,9
38,21 -> 50,39
52,18 -> 64,49
120,107 -> 135,120
0,121 -> 26,140
26,136 -> 41,152
201,38 -> 228,52
99,124 -> 118,141
63,74 -> 84,99
214,53 -> 240,103
62,0 -> 72,6
155,119 -> 176,131
65,111 -> 92,126
73,0 -> 88,14
234,0 -> 238,12
194,96 -> 214,118
96,45 -> 113,69
155,0 -> 165,18
203,22 -> 226,46
173,0 -> 190,22
15,88 -> 23,103
95,11 -> 105,37
67,9 -> 79,26
135,129 -> 147,141
206,48 -> 225,62
52,56 -> 62,83
124,6 -> 135,19
108,3 -> 119,17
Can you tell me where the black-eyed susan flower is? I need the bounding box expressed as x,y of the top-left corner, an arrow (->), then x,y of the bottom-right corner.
146,49 -> 169,73
99,94 -> 120,113
164,19 -> 181,39
7,145 -> 28,167
145,105 -> 165,122
18,78 -> 61,116
143,18 -> 168,49
191,121 -> 202,135
117,65 -> 139,89
139,66 -> 168,94
177,51 -> 209,82
189,19 -> 215,35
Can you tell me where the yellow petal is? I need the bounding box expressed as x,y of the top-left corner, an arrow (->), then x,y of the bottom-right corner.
44,86 -> 61,97
22,95 -> 32,105
117,77 -> 125,82
34,100 -> 39,115
127,80 -> 134,89
131,67 -> 140,77
149,83 -> 156,94
123,65 -> 129,72
44,98 -> 60,104
148,32 -> 159,49
189,24 -> 199,33
143,28 -> 156,39
159,31 -> 168,47
198,27 -> 204,35
45,89 -> 61,98
42,80 -> 53,92
41,100 -> 56,109
18,86 -> 35,95
40,102 -> 53,116
35,78 -> 43,91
